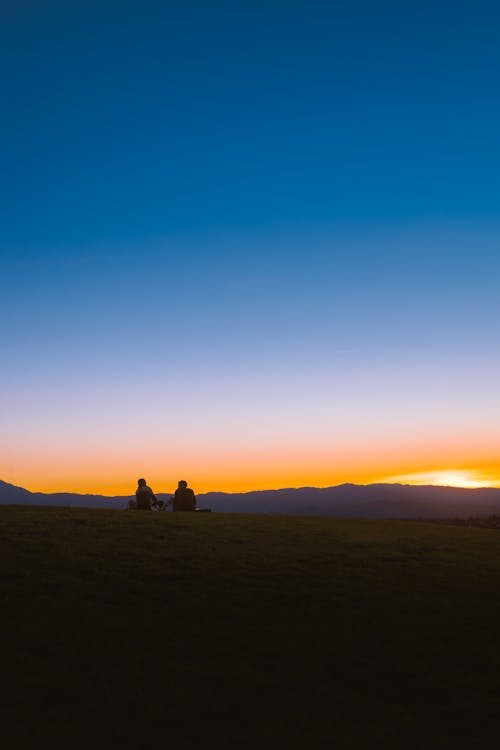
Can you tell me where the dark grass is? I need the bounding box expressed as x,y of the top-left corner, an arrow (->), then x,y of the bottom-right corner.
1,506 -> 500,749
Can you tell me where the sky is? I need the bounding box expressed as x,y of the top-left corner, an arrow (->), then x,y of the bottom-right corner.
1,0 -> 500,494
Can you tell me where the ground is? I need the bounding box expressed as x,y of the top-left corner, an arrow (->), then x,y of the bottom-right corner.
1,506 -> 499,749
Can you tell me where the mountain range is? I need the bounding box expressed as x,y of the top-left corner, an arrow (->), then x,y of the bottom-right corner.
2,479 -> 500,518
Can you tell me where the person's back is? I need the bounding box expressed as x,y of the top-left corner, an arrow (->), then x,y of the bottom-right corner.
135,478 -> 157,510
173,480 -> 196,512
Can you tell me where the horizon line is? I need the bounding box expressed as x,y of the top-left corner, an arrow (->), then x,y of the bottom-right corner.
3,478 -> 500,499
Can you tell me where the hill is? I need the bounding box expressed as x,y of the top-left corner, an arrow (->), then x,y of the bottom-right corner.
2,478 -> 500,517
1,506 -> 499,749
0,479 -> 126,508
202,482 -> 500,517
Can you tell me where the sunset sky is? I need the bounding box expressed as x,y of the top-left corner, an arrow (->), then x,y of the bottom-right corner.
2,1 -> 500,495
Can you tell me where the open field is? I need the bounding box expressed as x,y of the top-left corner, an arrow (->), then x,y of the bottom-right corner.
1,506 -> 500,749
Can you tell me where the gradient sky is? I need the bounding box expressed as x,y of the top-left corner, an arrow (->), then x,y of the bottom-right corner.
2,0 -> 500,494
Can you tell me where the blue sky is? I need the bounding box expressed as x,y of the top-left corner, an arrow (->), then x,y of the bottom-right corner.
1,1 -> 500,492
2,0 -> 499,247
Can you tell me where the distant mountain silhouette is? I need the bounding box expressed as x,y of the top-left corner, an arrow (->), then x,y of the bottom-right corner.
200,483 -> 500,518
2,479 -> 500,518
0,479 -> 128,508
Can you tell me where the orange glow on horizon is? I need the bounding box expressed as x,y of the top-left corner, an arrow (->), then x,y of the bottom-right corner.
9,463 -> 500,496
5,424 -> 500,496
382,469 -> 497,489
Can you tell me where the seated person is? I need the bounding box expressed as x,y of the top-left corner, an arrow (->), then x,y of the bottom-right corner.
135,478 -> 158,510
172,480 -> 196,512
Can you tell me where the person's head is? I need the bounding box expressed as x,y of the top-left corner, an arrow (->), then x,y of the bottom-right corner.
178,480 -> 188,489
138,478 -> 146,487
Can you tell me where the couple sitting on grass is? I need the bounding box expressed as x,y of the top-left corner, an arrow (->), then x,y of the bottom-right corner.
131,478 -> 197,512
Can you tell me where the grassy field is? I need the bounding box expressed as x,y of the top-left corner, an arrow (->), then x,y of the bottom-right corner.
1,506 -> 500,749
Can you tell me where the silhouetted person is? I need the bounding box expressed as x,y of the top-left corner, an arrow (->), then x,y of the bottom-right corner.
135,478 -> 158,511
173,480 -> 196,512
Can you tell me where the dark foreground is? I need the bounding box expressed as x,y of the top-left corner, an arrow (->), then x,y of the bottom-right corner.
1,506 -> 499,749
